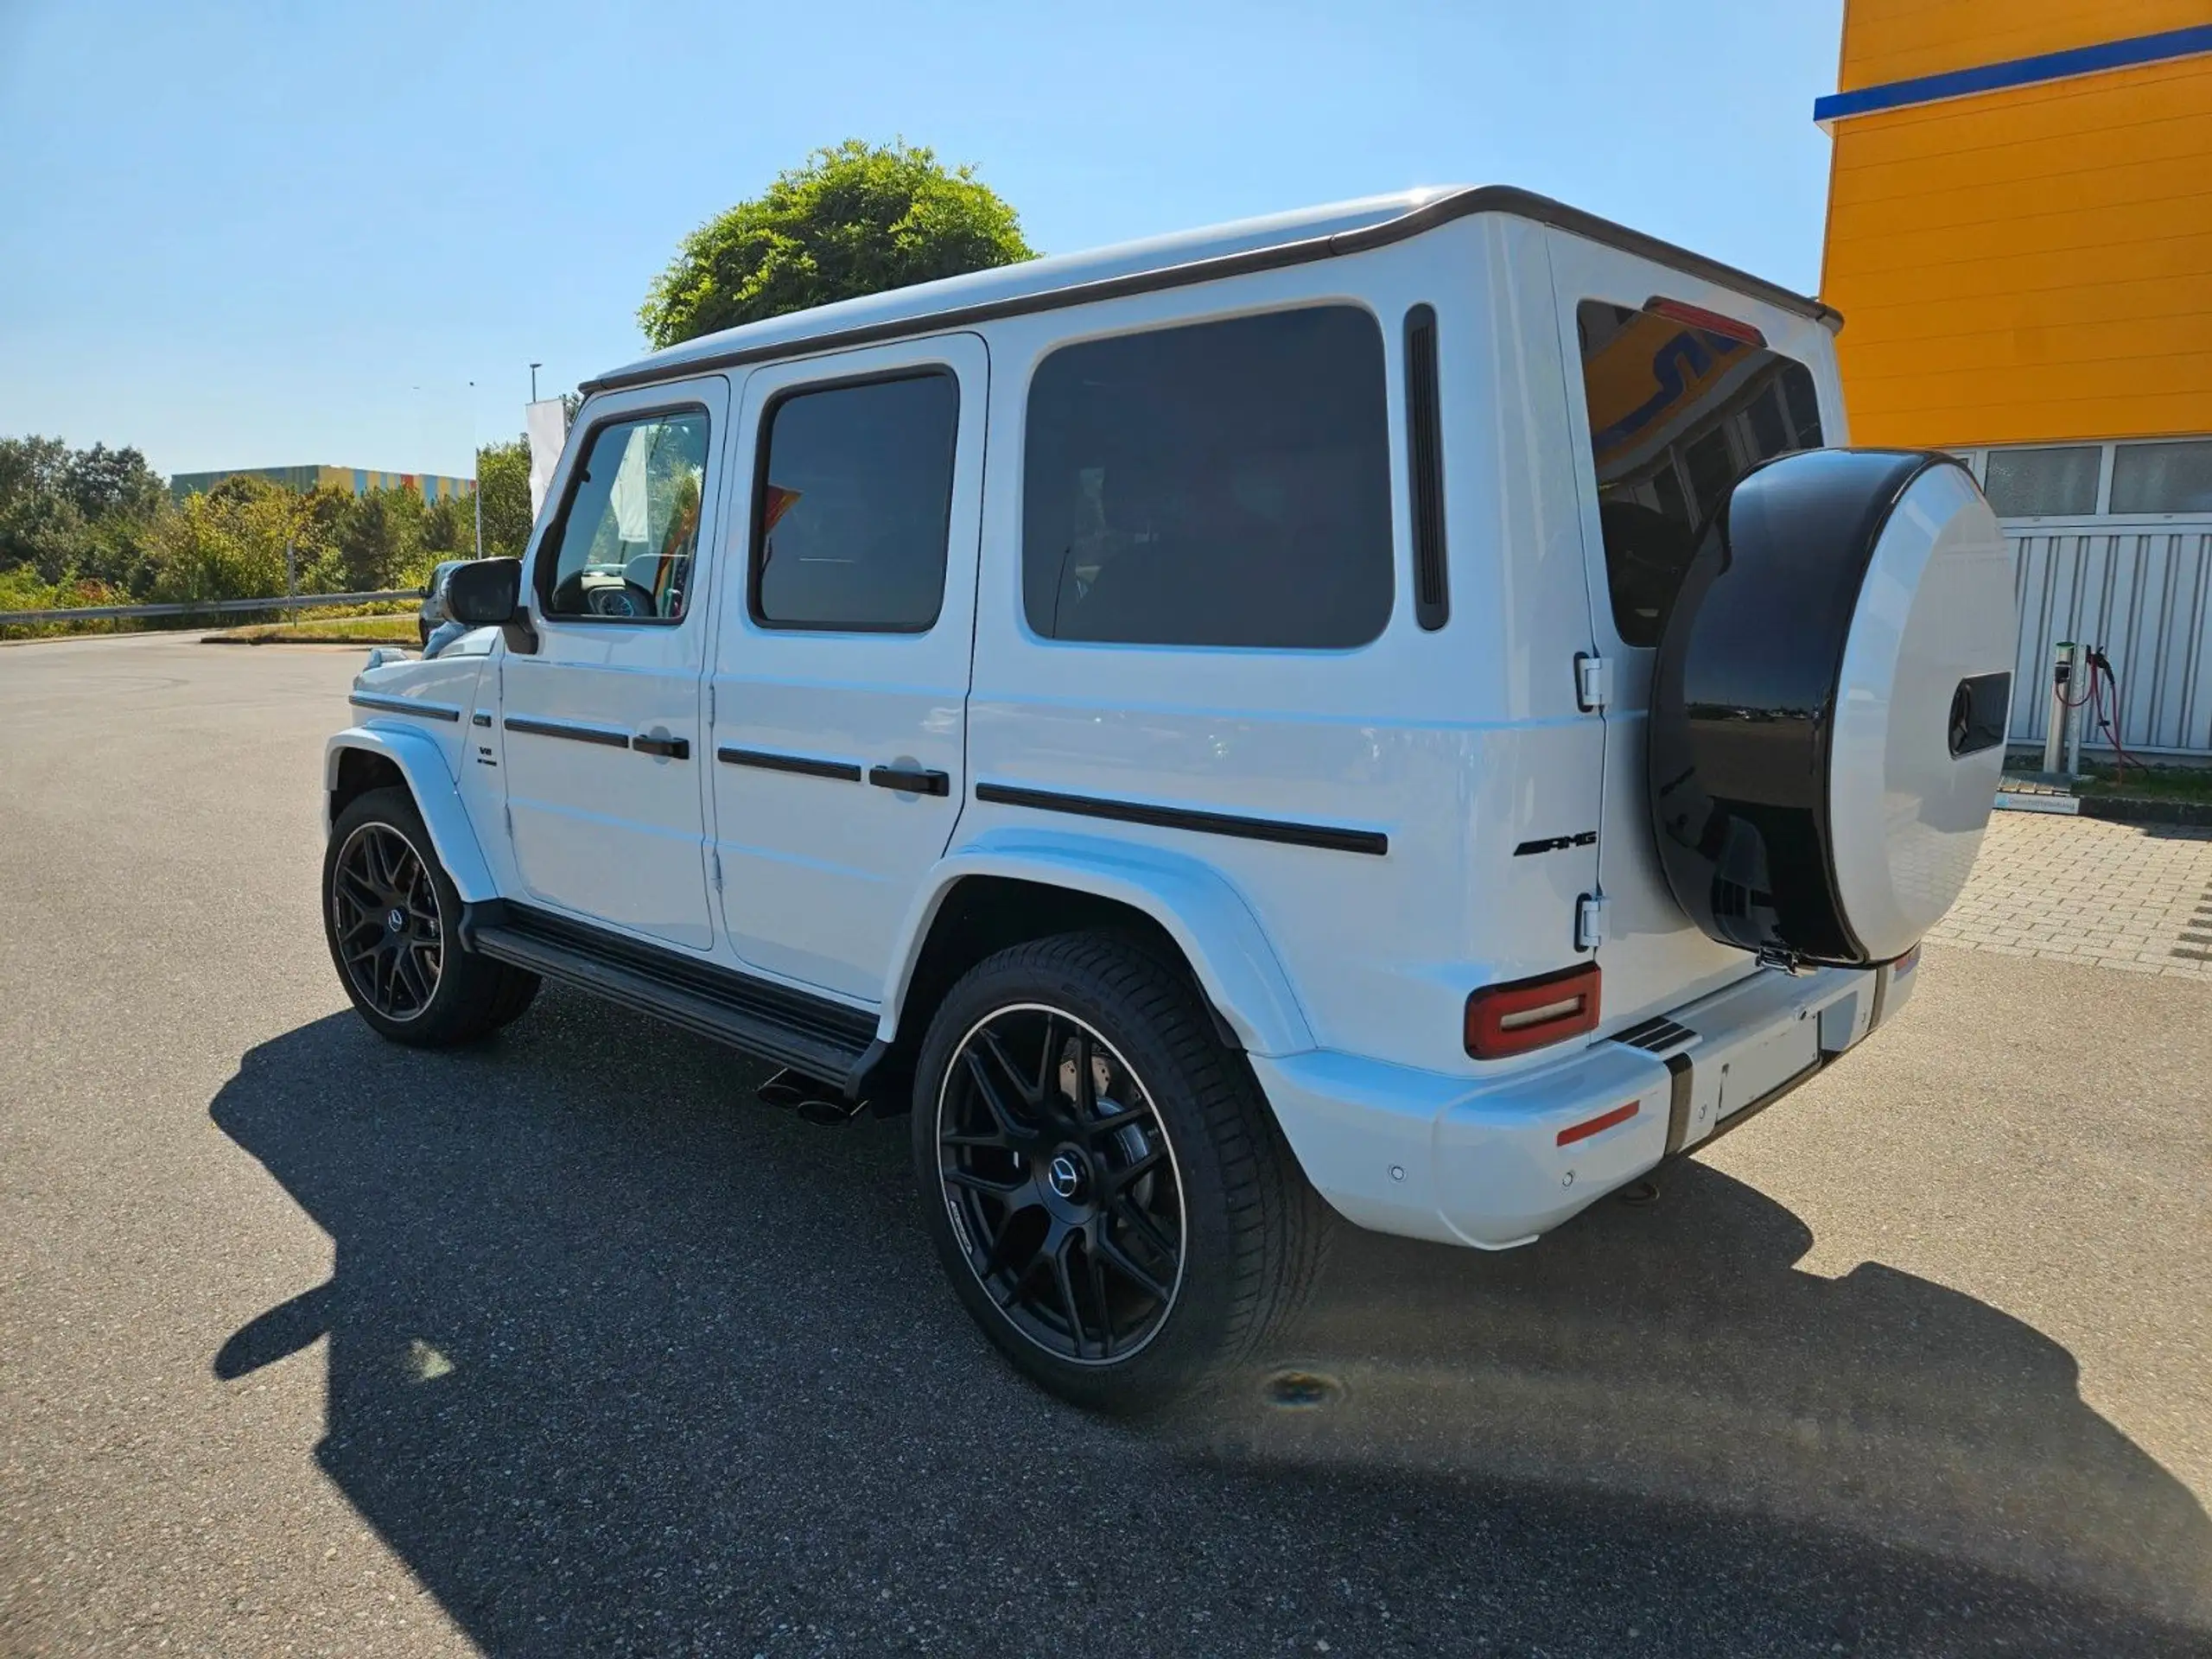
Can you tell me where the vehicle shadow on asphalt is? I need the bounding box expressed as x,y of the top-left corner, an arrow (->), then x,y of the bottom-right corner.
209,994 -> 2210,1656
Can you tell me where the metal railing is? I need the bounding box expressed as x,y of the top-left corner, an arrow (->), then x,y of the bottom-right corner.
0,588 -> 422,629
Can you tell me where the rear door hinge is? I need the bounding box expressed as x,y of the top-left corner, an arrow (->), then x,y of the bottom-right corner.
502,803 -> 514,839
1575,891 -> 1609,952
706,682 -> 716,724
709,847 -> 724,890
1575,652 -> 1612,714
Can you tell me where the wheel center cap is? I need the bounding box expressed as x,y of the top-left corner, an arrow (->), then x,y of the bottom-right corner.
1046,1151 -> 1086,1201
385,906 -> 406,933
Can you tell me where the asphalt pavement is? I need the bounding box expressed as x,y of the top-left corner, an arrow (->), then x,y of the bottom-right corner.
3,634 -> 2208,1656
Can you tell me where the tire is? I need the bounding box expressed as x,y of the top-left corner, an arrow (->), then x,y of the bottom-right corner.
912,932 -> 1330,1413
322,785 -> 539,1046
1649,449 -> 2014,965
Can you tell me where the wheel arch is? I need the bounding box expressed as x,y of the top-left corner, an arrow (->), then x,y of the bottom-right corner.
323,727 -> 498,902
877,831 -> 1315,1063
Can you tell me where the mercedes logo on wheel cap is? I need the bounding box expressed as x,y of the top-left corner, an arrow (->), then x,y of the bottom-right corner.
1047,1153 -> 1084,1200
386,906 -> 407,932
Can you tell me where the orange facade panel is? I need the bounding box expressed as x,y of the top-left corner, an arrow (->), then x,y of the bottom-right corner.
1820,53 -> 2212,448
1838,0 -> 2212,92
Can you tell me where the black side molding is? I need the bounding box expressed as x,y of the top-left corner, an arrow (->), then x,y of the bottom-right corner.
975,782 -> 1388,856
718,747 -> 863,783
350,693 -> 460,722
505,715 -> 631,749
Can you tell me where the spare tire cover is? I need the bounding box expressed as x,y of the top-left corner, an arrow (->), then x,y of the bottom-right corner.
1648,449 -> 2016,966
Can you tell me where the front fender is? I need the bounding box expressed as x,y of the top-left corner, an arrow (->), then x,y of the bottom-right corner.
323,725 -> 498,902
881,828 -> 1315,1058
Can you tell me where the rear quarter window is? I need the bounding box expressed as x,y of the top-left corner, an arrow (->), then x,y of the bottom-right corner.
1576,299 -> 1824,647
1021,305 -> 1394,650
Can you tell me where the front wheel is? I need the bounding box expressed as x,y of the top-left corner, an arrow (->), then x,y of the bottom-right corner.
322,786 -> 538,1046
912,933 -> 1330,1413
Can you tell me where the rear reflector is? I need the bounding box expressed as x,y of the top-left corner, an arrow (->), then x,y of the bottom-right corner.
1465,963 -> 1602,1059
1893,944 -> 1921,976
1557,1101 -> 1639,1147
1643,296 -> 1767,348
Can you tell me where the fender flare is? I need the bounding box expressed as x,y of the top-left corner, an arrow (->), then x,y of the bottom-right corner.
323,725 -> 498,902
880,827 -> 1315,1058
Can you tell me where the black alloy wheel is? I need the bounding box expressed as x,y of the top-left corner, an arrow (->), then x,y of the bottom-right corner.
329,821 -> 444,1021
935,1004 -> 1186,1363
321,785 -> 540,1046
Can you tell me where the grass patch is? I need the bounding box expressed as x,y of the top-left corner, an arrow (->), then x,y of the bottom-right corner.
2073,762 -> 2212,802
206,612 -> 420,645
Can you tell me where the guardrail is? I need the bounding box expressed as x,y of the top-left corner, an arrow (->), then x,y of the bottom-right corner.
0,588 -> 422,628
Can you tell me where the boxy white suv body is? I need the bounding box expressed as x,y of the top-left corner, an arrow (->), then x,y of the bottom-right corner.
321,187 -> 2017,1409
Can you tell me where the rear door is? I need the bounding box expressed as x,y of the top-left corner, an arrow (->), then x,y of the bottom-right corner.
705,334 -> 987,1001
1543,233 -> 1848,1025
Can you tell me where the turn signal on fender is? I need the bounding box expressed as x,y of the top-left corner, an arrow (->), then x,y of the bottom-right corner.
1465,963 -> 1602,1059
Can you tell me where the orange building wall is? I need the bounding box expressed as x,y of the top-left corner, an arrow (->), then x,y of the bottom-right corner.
1837,0 -> 2212,91
1819,33 -> 2212,448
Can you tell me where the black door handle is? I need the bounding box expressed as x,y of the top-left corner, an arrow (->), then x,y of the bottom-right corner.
868,765 -> 950,796
632,734 -> 691,760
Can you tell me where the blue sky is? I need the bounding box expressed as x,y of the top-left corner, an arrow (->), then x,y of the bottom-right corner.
0,0 -> 1843,480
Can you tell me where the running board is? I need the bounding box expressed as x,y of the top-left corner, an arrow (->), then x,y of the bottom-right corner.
458,899 -> 881,1095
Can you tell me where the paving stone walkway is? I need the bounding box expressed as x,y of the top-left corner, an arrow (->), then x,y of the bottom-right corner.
1931,810 -> 2212,978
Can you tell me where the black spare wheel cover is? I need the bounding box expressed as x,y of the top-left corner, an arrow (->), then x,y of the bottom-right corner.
1648,448 -> 2017,967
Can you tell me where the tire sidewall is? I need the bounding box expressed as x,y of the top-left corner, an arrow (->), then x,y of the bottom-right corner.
909,940 -> 1248,1413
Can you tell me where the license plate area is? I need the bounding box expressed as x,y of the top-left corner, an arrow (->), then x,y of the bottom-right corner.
1714,1015 -> 1821,1121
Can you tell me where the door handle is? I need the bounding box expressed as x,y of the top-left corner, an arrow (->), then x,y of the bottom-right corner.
632,734 -> 691,760
868,765 -> 950,797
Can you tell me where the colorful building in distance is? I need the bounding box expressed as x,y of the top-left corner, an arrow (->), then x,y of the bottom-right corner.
1816,2 -> 2212,755
168,464 -> 475,505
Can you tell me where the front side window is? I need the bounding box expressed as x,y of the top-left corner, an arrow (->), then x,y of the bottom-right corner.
752,372 -> 959,632
1575,299 -> 1825,647
539,410 -> 709,622
1023,306 -> 1394,650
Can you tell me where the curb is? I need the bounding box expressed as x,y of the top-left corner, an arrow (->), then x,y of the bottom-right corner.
1996,790 -> 2212,827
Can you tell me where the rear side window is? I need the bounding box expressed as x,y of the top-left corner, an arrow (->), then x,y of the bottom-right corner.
752,371 -> 958,632
1023,306 -> 1393,649
1575,299 -> 1824,647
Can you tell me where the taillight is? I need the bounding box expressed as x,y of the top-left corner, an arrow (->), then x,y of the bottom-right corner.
1465,963 -> 1602,1059
1643,296 -> 1767,348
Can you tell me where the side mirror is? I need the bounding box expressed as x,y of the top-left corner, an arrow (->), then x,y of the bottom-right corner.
442,556 -> 539,655
444,557 -> 520,625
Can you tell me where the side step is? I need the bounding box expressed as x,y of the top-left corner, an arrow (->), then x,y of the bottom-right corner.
458,899 -> 880,1094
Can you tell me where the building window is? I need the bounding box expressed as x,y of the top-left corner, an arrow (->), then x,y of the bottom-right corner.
2109,440 -> 2212,516
1021,305 -> 1394,650
1981,445 -> 2100,519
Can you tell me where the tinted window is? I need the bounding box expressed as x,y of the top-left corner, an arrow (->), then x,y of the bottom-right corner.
2109,440 -> 2212,515
1023,306 -> 1393,649
1575,300 -> 1825,647
753,372 -> 958,632
540,410 -> 709,621
1983,445 -> 2101,518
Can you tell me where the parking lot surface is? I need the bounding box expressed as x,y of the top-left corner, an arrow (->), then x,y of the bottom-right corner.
3,635 -> 2209,1656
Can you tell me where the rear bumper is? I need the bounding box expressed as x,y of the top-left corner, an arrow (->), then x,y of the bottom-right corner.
1252,952 -> 1919,1249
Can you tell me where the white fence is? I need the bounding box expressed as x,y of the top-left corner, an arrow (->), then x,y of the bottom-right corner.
2007,519 -> 2212,758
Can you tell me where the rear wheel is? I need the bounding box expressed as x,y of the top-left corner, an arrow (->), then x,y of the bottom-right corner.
912,933 -> 1329,1413
323,786 -> 538,1046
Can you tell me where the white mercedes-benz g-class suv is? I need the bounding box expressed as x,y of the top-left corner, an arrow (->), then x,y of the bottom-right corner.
321,186 -> 2016,1411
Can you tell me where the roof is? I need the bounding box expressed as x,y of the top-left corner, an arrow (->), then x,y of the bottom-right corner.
585,186 -> 1838,395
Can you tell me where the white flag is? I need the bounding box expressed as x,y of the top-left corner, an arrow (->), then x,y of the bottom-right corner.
524,398 -> 569,520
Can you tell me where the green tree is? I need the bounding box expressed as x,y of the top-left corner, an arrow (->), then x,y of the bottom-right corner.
474,436 -> 535,560
639,139 -> 1033,348
144,476 -> 292,604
